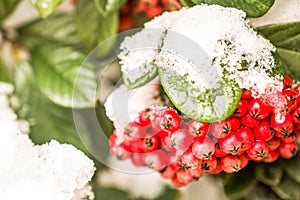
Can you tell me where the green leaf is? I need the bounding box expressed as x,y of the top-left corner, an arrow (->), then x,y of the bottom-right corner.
0,0 -> 20,22
282,155 -> 300,183
223,166 -> 256,199
93,187 -> 128,200
189,0 -> 274,17
94,0 -> 126,16
76,0 -> 119,51
17,13 -> 81,48
256,21 -> 300,51
255,163 -> 283,186
241,183 -> 281,200
159,67 -> 242,122
31,0 -> 63,18
277,48 -> 300,81
179,0 -> 196,6
30,44 -> 98,108
271,174 -> 300,200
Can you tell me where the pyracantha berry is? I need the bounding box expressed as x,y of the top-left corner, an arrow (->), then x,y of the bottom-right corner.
247,140 -> 269,161
152,108 -> 181,133
239,154 -> 249,169
283,90 -> 297,111
248,98 -> 270,120
254,120 -> 274,141
271,113 -> 293,136
241,113 -> 260,128
263,150 -> 280,163
131,153 -> 145,166
140,136 -> 160,152
221,155 -> 241,173
292,107 -> 300,125
188,120 -> 209,139
214,142 -> 227,158
135,110 -> 151,126
180,148 -> 199,168
237,127 -> 255,151
200,156 -> 217,173
267,137 -> 281,151
192,138 -> 215,160
210,160 -> 223,174
233,99 -> 249,117
144,150 -> 168,171
175,170 -> 193,185
241,89 -> 252,99
281,131 -> 297,143
160,166 -> 176,179
170,129 -> 194,152
279,142 -> 299,159
188,166 -> 204,178
283,75 -> 293,90
219,132 -> 243,155
110,144 -> 131,160
124,122 -> 145,138
211,117 -> 240,138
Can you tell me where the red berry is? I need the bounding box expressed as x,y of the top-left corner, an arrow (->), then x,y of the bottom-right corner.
247,140 -> 269,161
170,129 -> 194,152
160,166 -> 176,179
292,107 -> 300,125
180,148 -> 199,168
210,160 -> 223,174
254,120 -> 273,141
171,176 -> 188,187
214,142 -> 227,158
135,111 -> 151,126
124,122 -> 145,138
211,117 -> 241,138
241,89 -> 252,99
146,6 -> 163,17
200,156 -> 217,173
237,127 -> 255,151
271,113 -> 293,136
279,142 -> 299,159
144,150 -> 168,171
131,153 -> 145,166
110,143 -> 131,160
241,113 -> 260,128
293,84 -> 300,105
219,132 -> 243,155
248,98 -> 270,120
123,137 -> 142,153
233,100 -> 249,117
283,75 -> 293,90
267,137 -> 281,151
263,150 -> 280,163
221,155 -> 241,173
239,154 -> 249,169
140,136 -> 160,152
119,16 -> 132,31
281,131 -> 297,143
188,166 -> 204,178
188,120 -> 209,139
283,90 -> 297,111
175,170 -> 193,185
192,138 -> 215,160
152,108 -> 181,133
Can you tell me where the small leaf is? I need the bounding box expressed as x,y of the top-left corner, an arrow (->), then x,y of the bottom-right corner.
190,0 -> 274,17
223,166 -> 257,199
255,163 -> 283,186
17,13 -> 81,48
0,0 -> 20,22
282,155 -> 300,183
76,0 -> 119,51
277,48 -> 300,81
94,0 -> 126,16
256,21 -> 300,51
271,174 -> 300,200
31,0 -> 63,18
30,44 -> 98,108
242,183 -> 281,200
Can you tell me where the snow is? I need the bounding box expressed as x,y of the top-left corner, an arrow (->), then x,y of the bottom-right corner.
0,82 -> 95,200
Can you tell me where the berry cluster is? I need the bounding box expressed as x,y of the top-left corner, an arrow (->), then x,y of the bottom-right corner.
119,0 -> 181,31
109,76 -> 300,187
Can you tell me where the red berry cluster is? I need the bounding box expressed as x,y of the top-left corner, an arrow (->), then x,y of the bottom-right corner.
109,76 -> 300,187
119,0 -> 181,31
